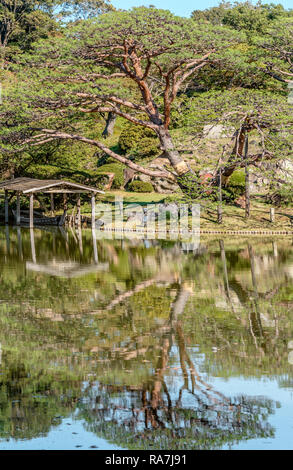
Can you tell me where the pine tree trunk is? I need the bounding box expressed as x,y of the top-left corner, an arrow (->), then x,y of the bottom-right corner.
158,127 -> 201,198
244,136 -> 250,218
221,130 -> 247,180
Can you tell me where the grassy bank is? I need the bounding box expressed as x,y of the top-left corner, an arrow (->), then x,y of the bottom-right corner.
2,190 -> 291,233
87,191 -> 293,233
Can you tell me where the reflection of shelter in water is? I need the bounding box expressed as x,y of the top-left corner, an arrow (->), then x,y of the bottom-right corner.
3,223 -> 101,269
26,260 -> 108,278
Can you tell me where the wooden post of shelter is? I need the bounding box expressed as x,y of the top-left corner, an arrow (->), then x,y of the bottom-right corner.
270,207 -> 275,223
29,193 -> 34,228
16,192 -> 21,226
4,190 -> 9,224
63,193 -> 68,223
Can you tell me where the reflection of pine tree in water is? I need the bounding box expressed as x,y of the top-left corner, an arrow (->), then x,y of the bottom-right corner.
78,286 -> 276,450
0,232 -> 291,446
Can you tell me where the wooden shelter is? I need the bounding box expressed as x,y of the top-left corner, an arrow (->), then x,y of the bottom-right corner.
0,177 -> 104,228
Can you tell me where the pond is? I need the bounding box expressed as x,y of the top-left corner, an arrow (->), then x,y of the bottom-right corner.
0,226 -> 292,450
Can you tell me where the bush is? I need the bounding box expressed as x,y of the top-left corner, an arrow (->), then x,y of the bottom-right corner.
24,164 -> 61,179
22,162 -> 125,190
127,181 -> 154,193
96,163 -> 125,189
118,123 -> 159,158
23,164 -> 104,189
223,169 -> 246,202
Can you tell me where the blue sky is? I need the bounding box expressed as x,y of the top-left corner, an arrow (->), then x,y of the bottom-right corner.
112,0 -> 292,17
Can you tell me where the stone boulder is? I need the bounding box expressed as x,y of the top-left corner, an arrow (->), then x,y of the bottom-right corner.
202,124 -> 235,139
133,156 -> 180,194
249,159 -> 293,195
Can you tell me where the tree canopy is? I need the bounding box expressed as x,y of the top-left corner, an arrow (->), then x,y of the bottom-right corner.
0,3 -> 292,200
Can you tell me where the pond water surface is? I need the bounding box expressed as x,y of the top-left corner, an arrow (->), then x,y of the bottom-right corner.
0,227 -> 293,450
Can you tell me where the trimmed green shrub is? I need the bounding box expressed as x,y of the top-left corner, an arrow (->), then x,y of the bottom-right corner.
96,163 -> 125,189
128,181 -> 154,193
118,123 -> 159,158
223,169 -> 246,202
22,162 -> 125,190
25,164 -> 87,184
24,164 -> 104,189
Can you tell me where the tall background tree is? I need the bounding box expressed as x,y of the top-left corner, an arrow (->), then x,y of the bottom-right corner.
0,0 -> 112,62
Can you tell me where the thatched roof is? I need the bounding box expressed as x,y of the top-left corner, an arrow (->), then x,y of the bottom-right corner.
0,177 -> 104,194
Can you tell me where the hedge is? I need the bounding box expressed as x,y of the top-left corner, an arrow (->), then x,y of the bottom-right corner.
127,181 -> 154,193
118,123 -> 159,159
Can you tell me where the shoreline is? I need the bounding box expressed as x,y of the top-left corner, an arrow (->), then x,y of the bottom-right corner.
1,223 -> 292,236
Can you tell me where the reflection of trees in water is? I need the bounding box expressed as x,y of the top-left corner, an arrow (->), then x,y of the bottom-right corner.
0,360 -> 82,440
186,240 -> 293,381
0,230 -> 292,446
79,383 -> 275,450
78,286 -> 276,450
